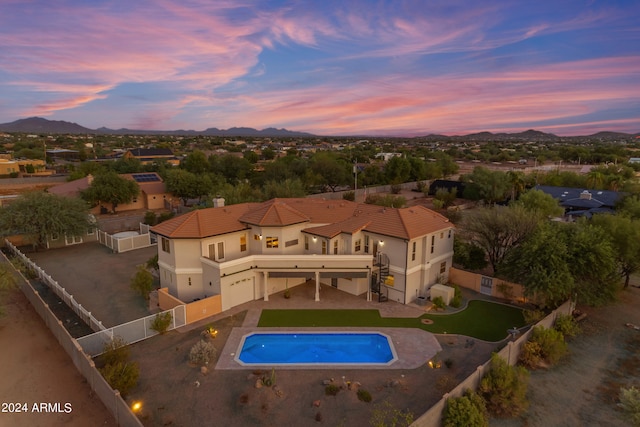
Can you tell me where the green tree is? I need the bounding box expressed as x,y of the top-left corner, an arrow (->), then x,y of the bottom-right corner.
181,150 -> 210,174
479,354 -> 529,418
82,171 -> 139,213
511,189 -> 564,218
500,223 -> 573,307
263,178 -> 306,199
591,214 -> 640,288
617,194 -> 640,220
0,192 -> 92,249
165,169 -> 213,205
309,151 -> 351,191
130,266 -> 153,300
460,205 -> 539,275
384,156 -> 411,184
462,167 -> 510,205
442,389 -> 488,427
619,386 -> 640,426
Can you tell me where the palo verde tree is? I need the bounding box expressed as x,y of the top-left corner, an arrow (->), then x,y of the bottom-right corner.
460,205 -> 539,275
81,171 -> 139,213
591,214 -> 640,289
0,191 -> 92,249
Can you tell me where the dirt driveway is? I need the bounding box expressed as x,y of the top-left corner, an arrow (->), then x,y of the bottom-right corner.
26,242 -> 157,327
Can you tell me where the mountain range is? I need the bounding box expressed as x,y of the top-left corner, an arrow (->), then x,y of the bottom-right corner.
0,117 -> 637,139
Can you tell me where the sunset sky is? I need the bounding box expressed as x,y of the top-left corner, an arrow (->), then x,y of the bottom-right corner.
1,0 -> 639,136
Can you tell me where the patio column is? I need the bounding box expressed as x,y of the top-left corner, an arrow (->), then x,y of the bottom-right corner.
315,271 -> 320,302
263,271 -> 269,302
367,270 -> 372,302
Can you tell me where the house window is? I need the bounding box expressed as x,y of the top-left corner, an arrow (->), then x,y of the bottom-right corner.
285,239 -> 298,247
217,242 -> 225,260
440,232 -> 444,239
440,261 -> 446,274
266,237 -> 279,248
305,235 -> 309,250
355,239 -> 361,252
254,234 -> 261,241
208,243 -> 215,259
431,236 -> 435,254
333,240 -> 338,254
448,230 -> 452,239
188,277 -> 192,286
240,234 -> 247,252
161,237 -> 170,253
322,241 -> 327,254
412,241 -> 416,261
364,235 -> 370,253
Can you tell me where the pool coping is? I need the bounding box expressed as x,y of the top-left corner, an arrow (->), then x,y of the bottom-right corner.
216,327 -> 442,370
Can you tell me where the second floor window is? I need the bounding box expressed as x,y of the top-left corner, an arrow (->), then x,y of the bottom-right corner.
364,235 -> 370,253
333,240 -> 338,254
431,236 -> 435,254
305,235 -> 309,250
266,237 -> 279,248
322,240 -> 327,254
412,241 -> 416,261
161,237 -> 170,253
240,234 -> 247,252
355,239 -> 361,252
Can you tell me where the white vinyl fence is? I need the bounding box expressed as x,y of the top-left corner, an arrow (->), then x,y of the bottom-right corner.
5,240 -> 106,332
77,305 -> 186,356
97,223 -> 154,253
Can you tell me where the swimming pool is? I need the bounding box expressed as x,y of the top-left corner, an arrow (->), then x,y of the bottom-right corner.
236,332 -> 397,366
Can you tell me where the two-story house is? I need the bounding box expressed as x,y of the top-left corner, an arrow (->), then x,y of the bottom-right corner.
151,198 -> 454,312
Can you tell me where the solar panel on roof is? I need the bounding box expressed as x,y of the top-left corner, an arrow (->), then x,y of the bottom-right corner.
132,173 -> 161,183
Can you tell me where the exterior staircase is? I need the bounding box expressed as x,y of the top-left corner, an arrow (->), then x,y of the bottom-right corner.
373,252 -> 389,302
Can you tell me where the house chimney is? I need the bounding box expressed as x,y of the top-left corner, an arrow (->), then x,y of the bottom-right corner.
579,190 -> 592,200
213,196 -> 225,208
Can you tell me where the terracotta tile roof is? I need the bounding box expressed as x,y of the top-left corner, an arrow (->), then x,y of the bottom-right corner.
238,199 -> 310,226
152,203 -> 257,238
303,216 -> 372,238
152,198 -> 453,240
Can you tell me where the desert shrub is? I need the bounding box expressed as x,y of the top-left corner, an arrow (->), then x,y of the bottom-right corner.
390,184 -> 402,194
364,194 -> 407,208
432,296 -> 446,310
262,368 -> 276,387
130,266 -> 153,300
442,389 -> 488,427
342,191 -> 355,201
434,187 -> 457,208
432,199 -> 444,209
370,401 -> 414,427
146,254 -> 159,273
554,313 -> 581,338
479,354 -> 529,418
99,336 -> 138,397
150,312 -> 172,334
528,326 -> 568,366
101,336 -> 130,366
143,211 -> 157,226
357,389 -> 372,402
99,360 -> 139,397
619,386 -> 640,426
189,339 -> 216,366
450,285 -> 462,308
518,340 -> 543,369
523,308 -> 545,325
325,384 -> 340,396
436,374 -> 458,394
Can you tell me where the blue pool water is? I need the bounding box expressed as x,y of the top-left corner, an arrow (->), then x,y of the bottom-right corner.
237,332 -> 396,365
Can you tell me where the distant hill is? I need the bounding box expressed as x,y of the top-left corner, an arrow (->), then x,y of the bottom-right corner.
0,117 -> 314,137
0,117 -> 637,139
0,117 -> 92,134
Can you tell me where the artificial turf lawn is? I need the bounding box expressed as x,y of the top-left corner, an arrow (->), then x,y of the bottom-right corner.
257,300 -> 526,342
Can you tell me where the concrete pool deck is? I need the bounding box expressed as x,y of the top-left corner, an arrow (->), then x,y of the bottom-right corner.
217,326 -> 442,370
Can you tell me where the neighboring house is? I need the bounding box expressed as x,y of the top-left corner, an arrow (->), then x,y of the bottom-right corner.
48,172 -> 172,213
0,157 -> 47,176
534,185 -> 626,217
123,148 -> 179,166
151,198 -> 455,312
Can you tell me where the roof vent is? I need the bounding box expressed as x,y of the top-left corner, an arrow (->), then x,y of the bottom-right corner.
579,190 -> 592,200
